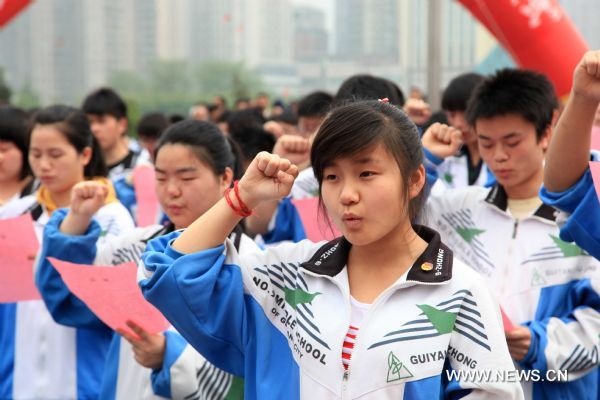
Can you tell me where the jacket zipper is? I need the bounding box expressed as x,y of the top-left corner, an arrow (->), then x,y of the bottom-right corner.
500,219 -> 519,298
300,269 -> 450,398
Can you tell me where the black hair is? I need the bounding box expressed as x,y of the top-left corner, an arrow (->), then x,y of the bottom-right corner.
311,100 -> 424,221
230,127 -> 276,166
225,136 -> 245,180
137,112 -> 169,139
441,72 -> 485,112
465,68 -> 558,140
335,75 -> 405,107
155,120 -> 240,179
0,105 -> 32,179
81,87 -> 128,119
270,110 -> 298,125
32,105 -> 108,177
227,109 -> 266,137
169,114 -> 185,124
216,110 -> 231,124
421,111 -> 449,134
297,91 -> 334,118
235,98 -> 251,106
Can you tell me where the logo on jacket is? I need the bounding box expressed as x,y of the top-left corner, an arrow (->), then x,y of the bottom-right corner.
530,269 -> 547,287
369,290 -> 491,352
253,262 -> 331,355
387,351 -> 414,382
522,234 -> 588,265
440,210 -> 494,271
443,173 -> 454,185
456,227 -> 485,244
284,287 -> 321,310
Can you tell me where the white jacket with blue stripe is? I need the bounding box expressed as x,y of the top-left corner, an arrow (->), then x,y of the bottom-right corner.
139,225 -> 522,399
424,180 -> 600,400
0,201 -> 134,400
35,208 -> 247,399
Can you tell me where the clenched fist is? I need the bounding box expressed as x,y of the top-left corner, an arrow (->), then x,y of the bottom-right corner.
238,152 -> 299,209
421,123 -> 464,160
69,181 -> 109,218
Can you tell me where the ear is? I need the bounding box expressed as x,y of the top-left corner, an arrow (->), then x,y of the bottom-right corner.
409,165 -> 426,200
219,167 -> 234,193
540,125 -> 552,151
80,146 -> 93,167
117,118 -> 128,137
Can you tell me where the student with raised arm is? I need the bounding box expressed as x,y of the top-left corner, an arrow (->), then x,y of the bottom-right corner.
0,105 -> 134,400
541,50 -> 600,259
35,120 -> 249,399
422,65 -> 600,399
245,75 -> 408,244
139,101 -> 522,399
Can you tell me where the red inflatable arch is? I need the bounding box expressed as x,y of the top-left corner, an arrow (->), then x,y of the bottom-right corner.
457,0 -> 588,97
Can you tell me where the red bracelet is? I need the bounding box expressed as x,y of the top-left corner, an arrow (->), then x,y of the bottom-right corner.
224,187 -> 242,215
224,181 -> 254,217
233,180 -> 254,216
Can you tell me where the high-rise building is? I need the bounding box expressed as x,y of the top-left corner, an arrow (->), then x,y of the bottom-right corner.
156,0 -> 191,60
0,0 -> 156,104
294,6 -> 328,62
335,0 -> 362,60
335,0 -> 399,63
187,0 -> 245,63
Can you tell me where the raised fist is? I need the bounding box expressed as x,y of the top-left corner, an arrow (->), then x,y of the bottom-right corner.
272,134 -> 311,169
421,122 -> 463,160
238,152 -> 299,208
69,181 -> 109,217
573,50 -> 600,103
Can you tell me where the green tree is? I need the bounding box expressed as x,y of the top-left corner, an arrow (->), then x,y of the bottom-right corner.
195,61 -> 265,101
13,83 -> 41,109
107,60 -> 270,128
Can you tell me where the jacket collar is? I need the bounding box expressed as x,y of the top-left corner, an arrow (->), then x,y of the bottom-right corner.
300,225 -> 453,284
484,184 -> 557,222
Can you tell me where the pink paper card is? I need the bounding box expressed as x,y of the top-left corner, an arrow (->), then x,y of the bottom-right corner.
591,126 -> 600,151
0,213 -> 41,302
500,307 -> 515,332
590,162 -> 600,204
292,198 -> 340,242
133,166 -> 159,227
48,257 -> 169,336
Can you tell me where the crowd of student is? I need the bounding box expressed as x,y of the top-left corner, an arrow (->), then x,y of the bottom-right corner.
1,50 -> 600,399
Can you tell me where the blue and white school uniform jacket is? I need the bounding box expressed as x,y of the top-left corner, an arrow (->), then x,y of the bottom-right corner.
424,182 -> 600,400
424,148 -> 495,197
539,155 -> 600,261
36,209 -> 249,400
0,201 -> 134,400
0,180 -> 37,219
139,226 -> 523,399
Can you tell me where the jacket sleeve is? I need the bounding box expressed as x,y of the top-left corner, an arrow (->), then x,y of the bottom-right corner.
540,164 -> 600,260
139,231 -> 249,376
422,147 -> 444,192
139,231 -> 318,377
261,197 -> 306,244
519,278 -> 600,380
442,269 -> 524,399
35,208 -> 107,329
151,330 -> 240,400
113,176 -> 137,221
